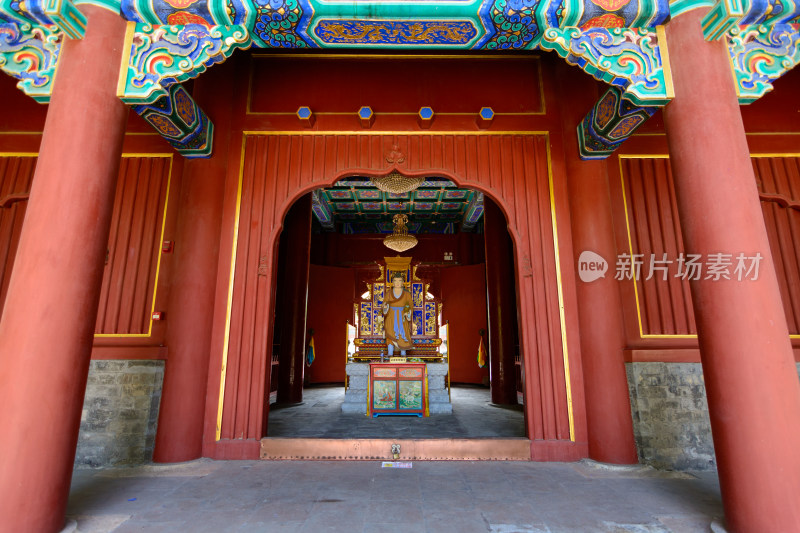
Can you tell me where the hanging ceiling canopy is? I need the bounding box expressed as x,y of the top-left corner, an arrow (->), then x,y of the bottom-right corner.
312,178 -> 484,235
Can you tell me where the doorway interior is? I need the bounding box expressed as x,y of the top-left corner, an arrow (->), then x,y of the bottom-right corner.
266,179 -> 525,444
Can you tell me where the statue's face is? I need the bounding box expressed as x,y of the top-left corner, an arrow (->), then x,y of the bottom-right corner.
393,277 -> 403,289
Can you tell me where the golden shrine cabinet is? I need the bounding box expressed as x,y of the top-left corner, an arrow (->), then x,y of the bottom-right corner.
342,257 -> 452,415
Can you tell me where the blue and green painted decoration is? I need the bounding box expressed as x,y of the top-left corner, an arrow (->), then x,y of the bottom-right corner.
1,0 -> 799,160
131,83 -> 214,157
313,178 -> 482,234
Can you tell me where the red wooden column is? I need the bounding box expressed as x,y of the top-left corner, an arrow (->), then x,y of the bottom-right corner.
0,7 -> 128,533
557,63 -> 637,463
663,10 -> 800,531
154,60 -> 236,462
483,197 -> 518,405
276,193 -> 312,403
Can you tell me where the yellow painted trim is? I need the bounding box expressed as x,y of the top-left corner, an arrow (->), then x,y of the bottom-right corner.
0,152 -> 38,156
216,136 -> 247,441
656,25 -> 675,99
50,37 -> 63,94
94,153 -> 173,338
546,137 -> 575,442
117,22 -> 136,99
728,44 -> 741,99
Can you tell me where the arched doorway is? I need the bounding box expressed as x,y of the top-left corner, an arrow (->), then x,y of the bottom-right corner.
265,181 -> 523,443
208,132 -> 583,460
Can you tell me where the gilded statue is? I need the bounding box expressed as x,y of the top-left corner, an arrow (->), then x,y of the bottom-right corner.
382,272 -> 414,355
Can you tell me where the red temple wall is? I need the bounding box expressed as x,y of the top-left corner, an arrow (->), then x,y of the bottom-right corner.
0,70 -> 182,359
3,51 -> 800,459
204,128 -> 580,458
608,66 -> 800,362
441,263 -> 490,384
305,264 -> 354,384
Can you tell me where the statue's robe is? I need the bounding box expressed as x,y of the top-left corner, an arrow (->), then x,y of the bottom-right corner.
383,288 -> 414,350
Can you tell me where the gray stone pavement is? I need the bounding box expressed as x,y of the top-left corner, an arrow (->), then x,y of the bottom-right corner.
66,459 -> 725,532
267,385 -> 526,438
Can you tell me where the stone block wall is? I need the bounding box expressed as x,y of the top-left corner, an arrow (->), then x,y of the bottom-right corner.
627,362 -> 800,471
627,362 -> 715,471
75,360 -> 164,468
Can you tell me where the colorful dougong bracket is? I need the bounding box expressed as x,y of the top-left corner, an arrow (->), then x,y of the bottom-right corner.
729,23 -> 800,103
38,0 -> 86,39
0,22 -> 61,102
131,83 -> 214,158
117,21 -> 251,104
539,26 -> 673,106
701,0 -> 800,40
120,0 -> 255,26
578,86 -> 659,159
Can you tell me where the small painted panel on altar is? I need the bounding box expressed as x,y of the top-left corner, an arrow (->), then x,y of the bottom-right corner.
399,368 -> 423,378
373,380 -> 397,409
412,283 -> 423,308
399,381 -> 423,410
372,307 -> 384,336
424,302 -> 436,336
373,283 -> 384,306
413,310 -> 423,336
360,302 -> 372,336
373,367 -> 396,378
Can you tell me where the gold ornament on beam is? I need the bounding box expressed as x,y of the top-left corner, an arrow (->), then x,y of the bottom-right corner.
383,214 -> 418,252
371,171 -> 424,194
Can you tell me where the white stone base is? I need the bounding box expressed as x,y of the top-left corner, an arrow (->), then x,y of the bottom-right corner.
344,362 -> 452,415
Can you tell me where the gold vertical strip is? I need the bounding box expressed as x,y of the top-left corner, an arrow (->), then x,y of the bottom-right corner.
546,138 -> 575,442
117,21 -> 135,99
656,25 -> 675,99
619,155 -> 699,339
619,156 -> 647,339
93,153 -> 173,338
145,155 -> 173,336
216,136 -> 247,441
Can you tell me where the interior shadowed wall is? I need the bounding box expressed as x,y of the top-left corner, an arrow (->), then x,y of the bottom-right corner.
305,264 -> 354,384
441,263 -> 489,384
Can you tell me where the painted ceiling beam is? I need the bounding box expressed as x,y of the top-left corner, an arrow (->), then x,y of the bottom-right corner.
311,190 -> 335,230
2,0 -> 798,161
461,191 -> 484,231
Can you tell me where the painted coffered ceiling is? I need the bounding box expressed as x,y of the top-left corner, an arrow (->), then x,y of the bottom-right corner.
311,179 -> 484,234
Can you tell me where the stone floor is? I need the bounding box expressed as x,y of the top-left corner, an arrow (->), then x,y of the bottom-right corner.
267,384 -> 526,438
66,459 -> 725,532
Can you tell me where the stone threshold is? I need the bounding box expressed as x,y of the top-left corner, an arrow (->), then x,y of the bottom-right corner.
260,438 -> 531,461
